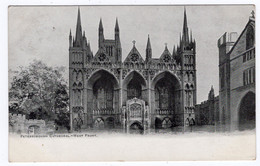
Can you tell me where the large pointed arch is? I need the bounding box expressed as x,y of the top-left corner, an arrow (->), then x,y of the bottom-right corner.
123,70 -> 147,89
87,69 -> 119,89
238,91 -> 255,131
151,71 -> 181,89
123,70 -> 147,101
86,69 -> 120,128
152,71 -> 181,113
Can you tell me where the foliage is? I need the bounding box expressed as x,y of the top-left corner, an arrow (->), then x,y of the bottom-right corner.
9,60 -> 69,126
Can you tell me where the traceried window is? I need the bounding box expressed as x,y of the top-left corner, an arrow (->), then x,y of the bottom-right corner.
163,54 -> 171,62
246,25 -> 254,50
93,78 -> 114,109
98,53 -> 106,61
155,78 -> 174,109
130,54 -> 139,62
127,79 -> 142,99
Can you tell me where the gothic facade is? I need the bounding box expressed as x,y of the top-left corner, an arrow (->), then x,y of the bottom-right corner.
69,8 -> 197,133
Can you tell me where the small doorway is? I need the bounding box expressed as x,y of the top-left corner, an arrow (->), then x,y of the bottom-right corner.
129,122 -> 144,134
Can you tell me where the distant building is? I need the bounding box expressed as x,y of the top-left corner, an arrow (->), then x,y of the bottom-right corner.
195,86 -> 219,126
218,12 -> 255,131
69,8 -> 197,133
9,113 -> 47,134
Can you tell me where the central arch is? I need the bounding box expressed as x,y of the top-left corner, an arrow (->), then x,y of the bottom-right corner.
238,91 -> 255,131
123,71 -> 147,105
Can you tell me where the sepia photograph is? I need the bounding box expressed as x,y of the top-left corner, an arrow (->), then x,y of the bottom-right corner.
7,4 -> 256,162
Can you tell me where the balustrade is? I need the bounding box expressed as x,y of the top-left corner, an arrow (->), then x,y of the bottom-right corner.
155,109 -> 174,115
92,108 -> 115,115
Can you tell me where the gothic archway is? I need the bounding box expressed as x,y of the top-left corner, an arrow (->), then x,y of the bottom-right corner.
87,69 -> 119,110
238,91 -> 255,131
123,71 -> 147,104
129,122 -> 144,134
155,117 -> 162,130
105,117 -> 115,129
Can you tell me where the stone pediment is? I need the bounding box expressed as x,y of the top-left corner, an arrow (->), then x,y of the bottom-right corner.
124,46 -> 144,63
93,48 -> 110,62
159,46 -> 173,63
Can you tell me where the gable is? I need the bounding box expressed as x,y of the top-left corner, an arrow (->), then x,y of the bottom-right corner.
124,46 -> 144,63
159,47 -> 173,63
229,20 -> 255,59
93,48 -> 110,62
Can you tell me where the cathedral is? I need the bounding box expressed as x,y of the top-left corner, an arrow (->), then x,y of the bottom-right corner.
69,8 -> 196,133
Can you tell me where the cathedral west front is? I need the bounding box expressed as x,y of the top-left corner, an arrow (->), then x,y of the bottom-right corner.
69,8 -> 197,133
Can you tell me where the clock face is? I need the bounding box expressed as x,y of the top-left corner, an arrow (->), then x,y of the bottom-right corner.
99,54 -> 106,61
131,54 -> 139,62
163,55 -> 171,62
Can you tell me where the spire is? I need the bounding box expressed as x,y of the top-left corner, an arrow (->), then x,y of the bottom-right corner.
190,29 -> 193,43
98,18 -> 104,48
69,29 -> 72,48
146,34 -> 151,49
173,45 -> 176,56
88,41 -> 91,50
75,7 -> 83,47
182,7 -> 189,46
115,18 -> 120,44
146,35 -> 152,62
179,32 -> 183,50
99,18 -> 103,30
115,18 -> 119,32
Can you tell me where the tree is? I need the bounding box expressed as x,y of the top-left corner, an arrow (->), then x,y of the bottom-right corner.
9,60 -> 69,126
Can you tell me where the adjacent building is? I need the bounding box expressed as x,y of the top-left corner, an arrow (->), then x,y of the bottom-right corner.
218,12 -> 255,131
195,86 -> 219,126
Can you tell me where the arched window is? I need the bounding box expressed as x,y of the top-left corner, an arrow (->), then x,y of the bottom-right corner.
72,70 -> 77,81
127,79 -> 142,99
93,77 -> 114,109
246,25 -> 254,50
155,78 -> 174,109
77,71 -> 83,82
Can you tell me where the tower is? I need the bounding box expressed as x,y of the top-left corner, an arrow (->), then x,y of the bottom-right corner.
178,8 -> 196,129
69,8 -> 92,131
217,32 -> 237,131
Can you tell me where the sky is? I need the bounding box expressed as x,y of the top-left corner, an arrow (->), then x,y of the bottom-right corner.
8,5 -> 254,103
